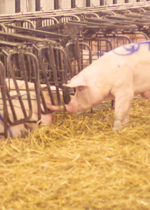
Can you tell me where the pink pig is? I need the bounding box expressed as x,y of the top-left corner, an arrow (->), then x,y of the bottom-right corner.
65,41 -> 150,131
0,91 -> 55,138
0,79 -> 64,138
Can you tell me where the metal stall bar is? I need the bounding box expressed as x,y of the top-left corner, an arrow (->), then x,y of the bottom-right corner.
54,47 -> 70,105
5,20 -> 35,33
0,62 -> 7,138
0,23 -> 7,32
37,17 -> 59,30
0,40 -> 26,48
0,31 -> 56,46
4,24 -> 70,42
85,38 -> 112,55
58,14 -> 80,23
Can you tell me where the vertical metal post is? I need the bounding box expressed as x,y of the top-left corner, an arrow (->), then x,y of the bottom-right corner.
71,0 -> 76,8
15,0 -> 20,13
35,0 -> 40,11
86,0 -> 90,7
54,0 -> 59,9
100,0 -> 104,5
113,0 -> 117,4
35,0 -> 41,28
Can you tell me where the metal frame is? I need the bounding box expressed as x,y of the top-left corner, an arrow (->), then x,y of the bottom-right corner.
4,50 -> 41,126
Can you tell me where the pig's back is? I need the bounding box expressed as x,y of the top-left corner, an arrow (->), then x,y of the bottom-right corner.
114,42 -> 150,94
80,41 -> 150,94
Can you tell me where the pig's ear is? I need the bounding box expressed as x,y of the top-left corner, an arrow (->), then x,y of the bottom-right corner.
63,75 -> 87,88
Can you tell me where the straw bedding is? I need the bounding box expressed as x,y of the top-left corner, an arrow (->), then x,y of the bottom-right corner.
0,97 -> 150,210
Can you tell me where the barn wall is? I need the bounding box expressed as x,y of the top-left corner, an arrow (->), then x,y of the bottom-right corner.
0,0 -> 15,15
41,0 -> 54,11
21,0 -> 35,12
0,0 -> 147,15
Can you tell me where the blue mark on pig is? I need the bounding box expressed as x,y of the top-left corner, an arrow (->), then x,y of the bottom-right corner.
96,51 -> 106,58
113,41 -> 150,56
0,114 -> 12,137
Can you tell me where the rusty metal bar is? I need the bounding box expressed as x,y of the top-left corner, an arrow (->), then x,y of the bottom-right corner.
71,0 -> 76,8
5,24 -> 70,40
25,52 -> 41,122
36,0 -> 41,11
0,23 -> 7,32
15,0 -> 20,13
86,0 -> 90,7
54,0 -> 59,10
100,0 -> 105,5
0,62 -> 7,138
0,40 -> 24,48
38,46 -> 57,113
0,31 -> 54,44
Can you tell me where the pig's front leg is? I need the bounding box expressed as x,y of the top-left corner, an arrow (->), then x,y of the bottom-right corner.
113,92 -> 133,131
122,106 -> 131,126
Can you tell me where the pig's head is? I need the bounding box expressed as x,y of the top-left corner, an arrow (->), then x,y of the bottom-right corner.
64,74 -> 97,114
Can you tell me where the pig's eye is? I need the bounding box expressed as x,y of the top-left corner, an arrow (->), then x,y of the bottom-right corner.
78,87 -> 83,92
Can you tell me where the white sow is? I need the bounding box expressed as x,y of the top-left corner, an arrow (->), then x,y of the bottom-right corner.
65,41 -> 150,131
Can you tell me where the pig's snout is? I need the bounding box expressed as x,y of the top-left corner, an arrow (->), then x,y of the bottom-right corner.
65,104 -> 72,113
65,103 -> 77,114
46,104 -> 65,112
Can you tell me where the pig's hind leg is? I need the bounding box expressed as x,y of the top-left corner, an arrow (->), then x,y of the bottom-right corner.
141,91 -> 150,99
113,91 -> 133,131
